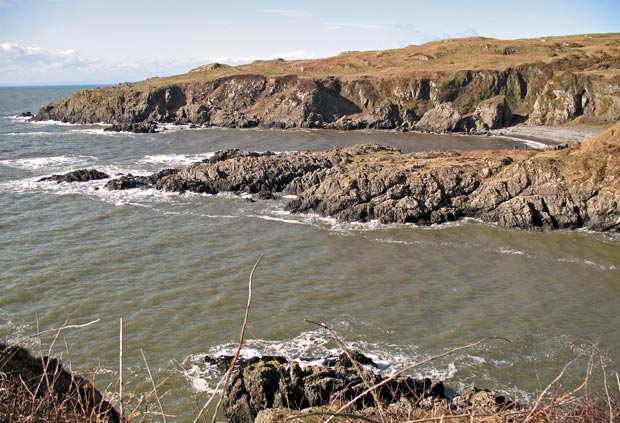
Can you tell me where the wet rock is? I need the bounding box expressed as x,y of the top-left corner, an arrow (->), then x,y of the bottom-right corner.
104,122 -> 158,133
98,125 -> 620,232
222,352 -> 458,423
19,111 -> 33,118
322,351 -> 377,368
38,169 -> 110,183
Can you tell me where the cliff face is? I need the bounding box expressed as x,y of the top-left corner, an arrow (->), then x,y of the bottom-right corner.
34,34 -> 620,133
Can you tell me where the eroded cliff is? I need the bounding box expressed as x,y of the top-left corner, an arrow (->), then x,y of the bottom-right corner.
34,34 -> 620,133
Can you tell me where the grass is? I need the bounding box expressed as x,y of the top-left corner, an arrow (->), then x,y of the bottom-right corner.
123,33 -> 620,90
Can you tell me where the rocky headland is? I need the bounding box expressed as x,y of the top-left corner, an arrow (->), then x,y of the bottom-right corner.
32,34 -> 620,135
41,125 -> 620,232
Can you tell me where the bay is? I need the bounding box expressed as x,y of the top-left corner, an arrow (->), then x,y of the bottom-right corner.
1,86 -> 619,421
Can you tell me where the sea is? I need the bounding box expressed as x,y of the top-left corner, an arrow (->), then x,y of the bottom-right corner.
1,86 -> 619,421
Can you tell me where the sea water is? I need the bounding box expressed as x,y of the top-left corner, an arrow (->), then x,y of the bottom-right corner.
1,86 -> 619,421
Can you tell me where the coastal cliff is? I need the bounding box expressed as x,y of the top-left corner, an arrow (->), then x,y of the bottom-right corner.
34,34 -> 620,133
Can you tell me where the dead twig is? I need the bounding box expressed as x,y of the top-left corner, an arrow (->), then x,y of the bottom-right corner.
306,320 -> 386,418
199,256 -> 263,423
141,349 -> 168,423
119,318 -> 124,420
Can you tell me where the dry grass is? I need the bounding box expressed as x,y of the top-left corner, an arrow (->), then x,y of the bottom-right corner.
129,33 -> 620,89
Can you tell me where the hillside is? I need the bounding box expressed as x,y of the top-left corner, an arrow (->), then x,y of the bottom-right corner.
35,33 -> 620,133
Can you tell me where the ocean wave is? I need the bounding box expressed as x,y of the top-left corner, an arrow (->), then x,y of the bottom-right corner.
557,257 -> 619,271
0,155 -> 98,171
493,247 -> 534,258
2,131 -> 58,136
137,152 -> 215,167
2,115 -> 33,122
180,325 -> 502,394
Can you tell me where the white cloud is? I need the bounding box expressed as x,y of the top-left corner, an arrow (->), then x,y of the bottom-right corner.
324,22 -> 389,31
0,41 -> 99,72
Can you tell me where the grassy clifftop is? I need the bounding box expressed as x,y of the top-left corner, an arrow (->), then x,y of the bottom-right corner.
137,33 -> 620,89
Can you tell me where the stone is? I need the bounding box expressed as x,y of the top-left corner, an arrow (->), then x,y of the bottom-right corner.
415,102 -> 462,133
472,95 -> 512,131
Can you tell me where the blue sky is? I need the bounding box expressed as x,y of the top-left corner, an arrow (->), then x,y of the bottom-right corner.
0,0 -> 618,85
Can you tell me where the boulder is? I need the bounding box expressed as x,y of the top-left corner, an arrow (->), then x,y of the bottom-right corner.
415,102 -> 462,133
104,122 -> 158,133
472,95 -> 512,131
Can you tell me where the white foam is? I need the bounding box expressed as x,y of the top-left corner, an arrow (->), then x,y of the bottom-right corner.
3,115 -> 32,122
181,324 -> 493,394
492,135 -> 548,150
2,131 -> 57,136
557,257 -> 618,271
30,119 -> 76,126
494,247 -> 533,258
0,155 -> 98,171
138,152 -> 215,167
70,128 -> 107,135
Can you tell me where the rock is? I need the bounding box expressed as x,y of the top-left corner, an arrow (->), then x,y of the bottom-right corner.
451,386 -> 513,413
472,95 -> 512,131
322,351 -> 377,368
0,343 -> 120,423
415,102 -> 462,132
19,111 -> 33,118
37,169 -> 110,183
98,125 -> 620,232
220,351 -> 518,423
104,122 -> 158,133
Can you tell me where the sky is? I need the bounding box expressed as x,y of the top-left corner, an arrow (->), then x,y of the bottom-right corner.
0,0 -> 618,85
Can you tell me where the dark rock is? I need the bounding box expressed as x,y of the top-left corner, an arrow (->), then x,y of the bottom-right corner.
98,127 -> 619,232
222,352 -> 450,423
38,169 -> 110,183
19,111 -> 33,118
322,351 -> 376,368
256,190 -> 275,200
104,122 -> 158,133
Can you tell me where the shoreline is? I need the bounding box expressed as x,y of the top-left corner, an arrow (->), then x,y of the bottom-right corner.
488,124 -> 607,145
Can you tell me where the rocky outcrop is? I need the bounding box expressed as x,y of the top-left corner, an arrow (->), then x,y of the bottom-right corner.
37,169 -> 110,183
93,125 -> 620,232
221,352 -> 448,423
0,343 -> 120,423
33,46 -> 620,133
215,351 -> 513,423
